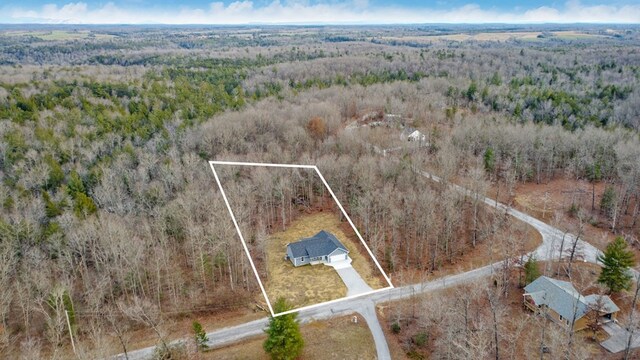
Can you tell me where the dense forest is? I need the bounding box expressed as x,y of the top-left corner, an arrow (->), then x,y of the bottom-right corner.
0,25 -> 639,358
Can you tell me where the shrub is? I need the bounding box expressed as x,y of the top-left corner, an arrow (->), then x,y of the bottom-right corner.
413,331 -> 428,347
391,322 -> 401,334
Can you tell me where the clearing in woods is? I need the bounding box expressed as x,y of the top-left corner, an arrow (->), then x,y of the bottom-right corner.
266,212 -> 385,309
209,161 -> 393,317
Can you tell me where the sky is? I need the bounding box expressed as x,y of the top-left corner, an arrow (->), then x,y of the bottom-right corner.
1,0 -> 639,24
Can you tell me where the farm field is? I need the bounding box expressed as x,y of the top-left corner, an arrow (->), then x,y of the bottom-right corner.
380,30 -> 607,43
1,30 -> 116,40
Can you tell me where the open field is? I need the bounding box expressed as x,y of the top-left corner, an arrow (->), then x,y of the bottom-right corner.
264,212 -> 385,309
380,30 -> 607,43
1,30 -> 116,40
204,315 -> 377,359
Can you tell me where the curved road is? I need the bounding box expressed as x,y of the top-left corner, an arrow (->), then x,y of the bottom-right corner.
114,163 -> 611,360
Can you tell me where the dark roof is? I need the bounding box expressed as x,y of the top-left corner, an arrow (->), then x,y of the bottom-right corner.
524,276 -> 619,320
287,230 -> 349,258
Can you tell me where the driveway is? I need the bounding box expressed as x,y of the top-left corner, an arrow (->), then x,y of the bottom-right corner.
326,258 -> 374,297
601,322 -> 640,353
359,299 -> 391,360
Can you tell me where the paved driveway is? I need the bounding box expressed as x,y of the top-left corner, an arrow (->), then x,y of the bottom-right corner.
327,258 -> 373,297
601,322 -> 640,353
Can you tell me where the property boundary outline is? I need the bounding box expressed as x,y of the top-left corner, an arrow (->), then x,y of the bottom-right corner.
208,160 -> 394,317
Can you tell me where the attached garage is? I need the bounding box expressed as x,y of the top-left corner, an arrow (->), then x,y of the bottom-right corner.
329,249 -> 348,263
286,230 -> 350,267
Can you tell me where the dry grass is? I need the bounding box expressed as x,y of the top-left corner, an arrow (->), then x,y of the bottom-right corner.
380,31 -> 603,43
510,177 -> 621,252
265,212 -> 385,309
434,32 -> 541,41
551,31 -> 606,40
204,315 -> 377,359
2,30 -> 116,40
381,31 -> 541,43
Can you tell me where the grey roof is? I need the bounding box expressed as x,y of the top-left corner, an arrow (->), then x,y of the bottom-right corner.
287,230 -> 349,258
401,127 -> 417,136
527,290 -> 547,305
524,276 -> 619,320
584,294 -> 621,314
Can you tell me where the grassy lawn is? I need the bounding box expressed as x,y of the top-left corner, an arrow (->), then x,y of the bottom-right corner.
204,315 -> 376,359
264,212 -> 385,309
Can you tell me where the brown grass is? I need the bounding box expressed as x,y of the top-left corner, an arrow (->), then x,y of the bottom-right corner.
509,177 -> 621,252
3,30 -> 116,40
204,315 -> 377,359
380,31 -> 603,43
265,212 -> 384,309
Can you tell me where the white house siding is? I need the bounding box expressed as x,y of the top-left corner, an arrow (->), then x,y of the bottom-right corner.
328,248 -> 348,263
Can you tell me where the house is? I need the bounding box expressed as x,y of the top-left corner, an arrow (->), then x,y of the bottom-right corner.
523,276 -> 620,331
400,127 -> 426,142
285,230 -> 349,267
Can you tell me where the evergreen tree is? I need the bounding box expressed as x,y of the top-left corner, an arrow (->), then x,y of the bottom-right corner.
484,147 -> 495,174
600,185 -> 616,215
192,320 -> 208,351
466,81 -> 478,101
45,156 -> 65,190
263,298 -> 304,360
598,237 -> 635,293
524,255 -> 541,285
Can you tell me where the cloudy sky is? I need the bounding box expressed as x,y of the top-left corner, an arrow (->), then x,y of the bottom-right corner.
1,0 -> 639,24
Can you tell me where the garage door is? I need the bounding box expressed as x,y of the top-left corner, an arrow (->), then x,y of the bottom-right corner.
330,253 -> 347,263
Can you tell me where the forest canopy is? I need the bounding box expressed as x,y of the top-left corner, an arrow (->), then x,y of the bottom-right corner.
0,24 -> 639,358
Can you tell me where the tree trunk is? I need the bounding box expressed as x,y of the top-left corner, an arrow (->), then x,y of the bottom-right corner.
624,273 -> 640,360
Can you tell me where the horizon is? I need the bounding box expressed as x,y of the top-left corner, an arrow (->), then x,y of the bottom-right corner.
0,22 -> 638,27
1,1 -> 639,25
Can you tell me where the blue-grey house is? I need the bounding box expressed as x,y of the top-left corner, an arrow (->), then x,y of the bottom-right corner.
285,230 -> 349,267
523,276 -> 619,331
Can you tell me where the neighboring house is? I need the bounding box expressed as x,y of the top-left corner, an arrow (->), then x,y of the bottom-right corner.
285,230 -> 349,267
400,127 -> 426,142
523,276 -> 620,331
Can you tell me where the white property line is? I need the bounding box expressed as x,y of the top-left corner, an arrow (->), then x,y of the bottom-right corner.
208,160 -> 394,318
209,162 -> 275,316
313,166 -> 394,288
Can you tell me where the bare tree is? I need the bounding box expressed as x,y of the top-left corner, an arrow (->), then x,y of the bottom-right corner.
567,209 -> 586,278
119,297 -> 168,354
624,270 -> 640,360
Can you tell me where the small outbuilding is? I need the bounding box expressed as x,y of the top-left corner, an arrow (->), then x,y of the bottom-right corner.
400,127 -> 426,142
285,230 -> 349,267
